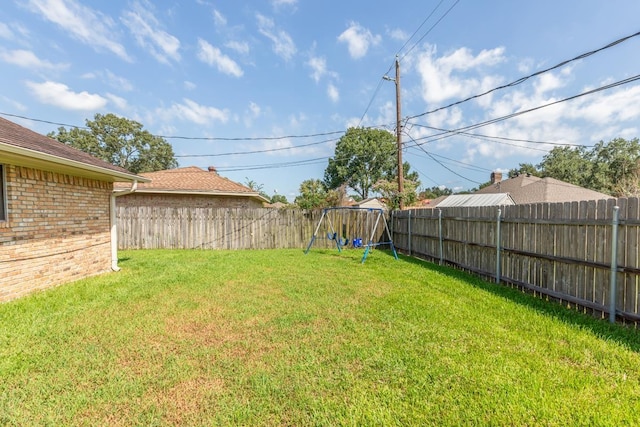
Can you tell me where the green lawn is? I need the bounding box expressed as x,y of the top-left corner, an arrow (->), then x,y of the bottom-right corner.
1,249 -> 640,426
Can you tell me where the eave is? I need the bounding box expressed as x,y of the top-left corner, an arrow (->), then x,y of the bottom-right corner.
0,142 -> 150,183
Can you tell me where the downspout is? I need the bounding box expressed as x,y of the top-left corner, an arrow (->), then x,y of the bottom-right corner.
110,180 -> 137,271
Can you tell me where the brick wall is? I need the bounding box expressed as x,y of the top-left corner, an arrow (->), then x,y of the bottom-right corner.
116,192 -> 264,209
0,165 -> 113,301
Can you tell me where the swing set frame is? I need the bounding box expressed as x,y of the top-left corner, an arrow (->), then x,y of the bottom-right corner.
304,207 -> 398,263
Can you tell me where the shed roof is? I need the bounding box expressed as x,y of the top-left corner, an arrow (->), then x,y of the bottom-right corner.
0,116 -> 145,182
435,193 -> 515,208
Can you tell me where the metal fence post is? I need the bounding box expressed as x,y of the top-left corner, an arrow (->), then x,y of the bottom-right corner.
408,210 -> 412,256
438,209 -> 443,265
496,209 -> 502,284
609,205 -> 620,323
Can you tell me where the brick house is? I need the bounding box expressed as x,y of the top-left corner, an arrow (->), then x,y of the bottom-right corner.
0,117 -> 146,301
114,166 -> 269,208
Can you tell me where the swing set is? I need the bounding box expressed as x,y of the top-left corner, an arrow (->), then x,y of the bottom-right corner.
304,207 -> 398,263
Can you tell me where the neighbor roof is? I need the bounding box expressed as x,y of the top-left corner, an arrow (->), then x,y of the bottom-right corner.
435,193 -> 515,208
474,174 -> 612,204
114,166 -> 269,202
0,116 -> 145,182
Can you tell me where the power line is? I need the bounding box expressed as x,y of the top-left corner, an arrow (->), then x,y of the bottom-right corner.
406,29 -> 640,121
404,131 -> 483,184
355,0 -> 458,129
396,0 -> 446,57
175,137 -> 339,158
407,73 -> 640,146
399,0 -> 461,61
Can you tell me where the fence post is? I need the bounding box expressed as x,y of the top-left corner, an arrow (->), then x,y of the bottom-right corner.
438,209 -> 443,265
408,210 -> 412,256
496,208 -> 502,284
609,205 -> 620,323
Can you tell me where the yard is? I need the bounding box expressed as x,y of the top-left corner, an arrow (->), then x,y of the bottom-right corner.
1,249 -> 640,426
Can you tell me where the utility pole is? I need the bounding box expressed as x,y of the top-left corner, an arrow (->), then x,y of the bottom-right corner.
384,56 -> 404,209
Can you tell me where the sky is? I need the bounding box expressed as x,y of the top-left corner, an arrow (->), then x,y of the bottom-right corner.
1,0 -> 640,201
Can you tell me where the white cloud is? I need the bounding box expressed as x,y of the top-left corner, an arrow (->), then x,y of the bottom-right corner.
327,83 -> 339,103
104,70 -> 134,92
105,93 -> 128,110
213,9 -> 227,27
389,28 -> 409,41
249,101 -> 261,116
307,56 -> 326,83
0,49 -> 68,70
1,96 -> 28,111
26,0 -> 130,61
0,22 -> 13,39
272,0 -> 298,9
256,13 -> 296,61
161,98 -> 229,125
225,40 -> 250,55
122,0 -> 181,64
197,39 -> 243,77
26,80 -> 107,110
337,22 -> 381,60
416,44 -> 506,104
184,80 -> 196,90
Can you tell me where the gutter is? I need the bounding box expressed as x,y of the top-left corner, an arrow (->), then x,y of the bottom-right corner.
110,180 -> 138,271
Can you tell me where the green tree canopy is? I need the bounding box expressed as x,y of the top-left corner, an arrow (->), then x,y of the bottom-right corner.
324,127 -> 397,200
270,194 -> 288,204
537,138 -> 640,196
294,179 -> 329,210
49,113 -> 177,174
508,163 -> 541,179
374,162 -> 421,208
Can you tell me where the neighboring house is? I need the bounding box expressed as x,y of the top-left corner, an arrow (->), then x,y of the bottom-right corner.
473,171 -> 612,204
353,197 -> 387,210
0,116 -> 146,301
114,166 -> 270,209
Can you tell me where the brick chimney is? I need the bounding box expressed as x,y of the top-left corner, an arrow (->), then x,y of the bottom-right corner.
207,166 -> 218,175
490,171 -> 502,184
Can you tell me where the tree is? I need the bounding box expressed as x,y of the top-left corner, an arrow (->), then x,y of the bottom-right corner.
420,186 -> 453,199
587,138 -> 640,195
538,146 -> 591,187
508,163 -> 540,179
536,138 -> 640,196
294,179 -> 329,210
270,194 -> 288,204
324,127 -> 396,200
244,178 -> 270,200
373,162 -> 421,208
49,113 -> 177,174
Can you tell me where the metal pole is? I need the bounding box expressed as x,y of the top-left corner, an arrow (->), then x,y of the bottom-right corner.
408,209 -> 412,256
395,57 -> 404,210
496,209 -> 502,284
438,209 -> 443,265
609,205 -> 620,323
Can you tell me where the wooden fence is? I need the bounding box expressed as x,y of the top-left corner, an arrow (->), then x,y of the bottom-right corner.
391,197 -> 640,323
117,206 -> 388,251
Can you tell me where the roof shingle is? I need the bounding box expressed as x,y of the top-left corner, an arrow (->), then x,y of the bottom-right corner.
114,166 -> 261,195
0,116 -> 134,176
474,174 -> 612,204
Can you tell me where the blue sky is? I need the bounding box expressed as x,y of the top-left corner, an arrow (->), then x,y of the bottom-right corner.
1,0 -> 640,200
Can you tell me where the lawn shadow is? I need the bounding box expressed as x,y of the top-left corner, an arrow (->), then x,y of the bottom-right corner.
397,253 -> 640,354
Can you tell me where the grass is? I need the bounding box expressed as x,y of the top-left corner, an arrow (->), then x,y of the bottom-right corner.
1,248 -> 640,426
